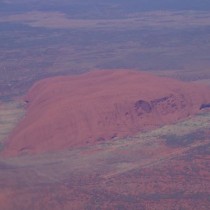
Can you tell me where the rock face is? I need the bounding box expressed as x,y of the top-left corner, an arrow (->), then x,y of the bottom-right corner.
3,70 -> 210,156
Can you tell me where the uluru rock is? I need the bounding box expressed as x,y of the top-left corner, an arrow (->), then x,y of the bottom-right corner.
3,70 -> 210,156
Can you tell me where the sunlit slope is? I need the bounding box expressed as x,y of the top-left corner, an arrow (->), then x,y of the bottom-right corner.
3,70 -> 210,156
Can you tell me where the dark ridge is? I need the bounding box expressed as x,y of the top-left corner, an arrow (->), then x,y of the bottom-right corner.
151,96 -> 171,106
134,100 -> 152,114
200,103 -> 210,110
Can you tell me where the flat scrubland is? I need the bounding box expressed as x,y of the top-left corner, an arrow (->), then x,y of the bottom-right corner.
0,101 -> 24,148
1,8 -> 210,99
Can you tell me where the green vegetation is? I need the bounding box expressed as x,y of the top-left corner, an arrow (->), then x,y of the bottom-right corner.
0,101 -> 25,143
0,141 -> 4,152
163,130 -> 206,147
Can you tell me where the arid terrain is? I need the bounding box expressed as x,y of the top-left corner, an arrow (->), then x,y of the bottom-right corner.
1,1 -> 210,100
1,0 -> 210,209
0,70 -> 210,210
0,103 -> 210,210
2,70 -> 210,156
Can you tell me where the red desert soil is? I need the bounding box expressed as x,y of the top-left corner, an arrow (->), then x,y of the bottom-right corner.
3,70 -> 210,156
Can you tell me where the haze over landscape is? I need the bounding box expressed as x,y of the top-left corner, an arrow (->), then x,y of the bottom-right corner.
0,0 -> 210,209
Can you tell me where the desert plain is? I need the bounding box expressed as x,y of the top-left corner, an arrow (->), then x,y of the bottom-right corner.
1,0 -> 210,209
